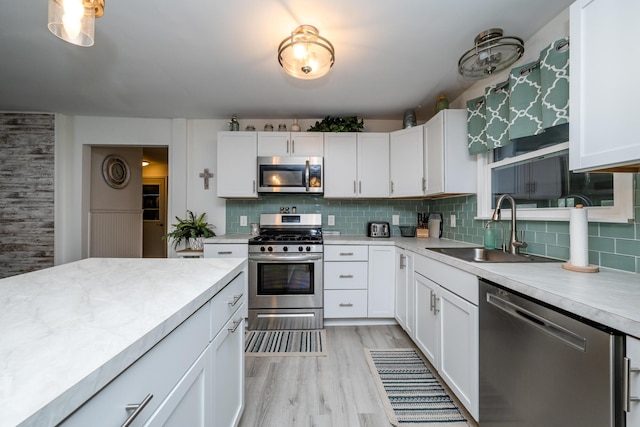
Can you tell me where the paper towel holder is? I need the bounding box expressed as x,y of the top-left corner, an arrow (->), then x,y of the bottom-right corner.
562,204 -> 600,273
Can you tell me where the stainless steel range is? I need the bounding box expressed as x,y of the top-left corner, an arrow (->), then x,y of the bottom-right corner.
248,213 -> 323,330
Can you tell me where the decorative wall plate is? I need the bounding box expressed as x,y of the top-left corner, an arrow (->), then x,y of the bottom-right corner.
102,154 -> 130,189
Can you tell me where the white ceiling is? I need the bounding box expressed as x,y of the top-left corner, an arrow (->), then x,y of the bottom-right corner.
0,0 -> 573,122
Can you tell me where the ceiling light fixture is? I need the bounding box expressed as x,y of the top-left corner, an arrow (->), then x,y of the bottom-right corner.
458,28 -> 524,80
48,0 -> 105,47
278,25 -> 335,80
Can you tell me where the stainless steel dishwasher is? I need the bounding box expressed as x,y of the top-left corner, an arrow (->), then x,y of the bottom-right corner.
479,279 -> 624,427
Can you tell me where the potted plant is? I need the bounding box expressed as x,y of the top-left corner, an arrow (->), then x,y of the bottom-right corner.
163,210 -> 216,251
307,116 -> 364,132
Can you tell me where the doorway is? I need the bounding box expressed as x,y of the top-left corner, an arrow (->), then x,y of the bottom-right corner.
142,147 -> 169,258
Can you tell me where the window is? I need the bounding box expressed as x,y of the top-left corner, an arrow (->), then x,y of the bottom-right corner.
476,141 -> 634,223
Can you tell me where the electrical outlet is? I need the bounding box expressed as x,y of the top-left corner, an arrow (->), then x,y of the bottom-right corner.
240,216 -> 247,226
328,215 -> 335,226
450,214 -> 456,228
392,215 -> 400,225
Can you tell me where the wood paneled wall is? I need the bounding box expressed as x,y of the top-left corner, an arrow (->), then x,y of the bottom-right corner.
0,113 -> 55,279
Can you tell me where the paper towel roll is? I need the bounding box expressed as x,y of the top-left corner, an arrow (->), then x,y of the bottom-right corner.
569,205 -> 589,267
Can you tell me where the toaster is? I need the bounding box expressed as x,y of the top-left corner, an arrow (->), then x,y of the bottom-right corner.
367,222 -> 390,238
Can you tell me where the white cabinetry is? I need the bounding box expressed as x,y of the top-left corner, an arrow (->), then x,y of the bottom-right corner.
394,249 -> 414,335
367,245 -> 395,318
424,110 -> 476,196
569,0 -> 640,172
217,132 -> 258,198
257,132 -> 324,157
389,126 -> 424,197
324,133 -> 389,198
324,245 -> 395,319
413,254 -> 479,421
324,245 -> 369,318
60,273 -> 246,427
204,243 -> 248,259
627,335 -> 640,427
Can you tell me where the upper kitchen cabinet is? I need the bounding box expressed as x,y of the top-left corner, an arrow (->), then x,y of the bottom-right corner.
569,0 -> 640,172
257,132 -> 324,157
324,133 -> 389,198
217,132 -> 258,198
390,125 -> 424,198
424,109 -> 476,197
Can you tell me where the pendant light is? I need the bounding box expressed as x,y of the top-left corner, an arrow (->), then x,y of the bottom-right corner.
458,28 -> 524,80
48,0 -> 105,47
278,25 -> 335,80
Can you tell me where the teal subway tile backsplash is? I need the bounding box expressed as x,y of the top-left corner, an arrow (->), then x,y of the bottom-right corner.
226,173 -> 639,274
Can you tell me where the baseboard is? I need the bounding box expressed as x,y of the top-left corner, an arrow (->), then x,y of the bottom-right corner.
324,318 -> 398,327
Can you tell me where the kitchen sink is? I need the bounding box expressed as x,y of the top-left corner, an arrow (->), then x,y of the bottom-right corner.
426,247 -> 562,263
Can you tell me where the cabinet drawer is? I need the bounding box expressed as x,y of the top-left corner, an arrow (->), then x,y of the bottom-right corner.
60,304 -> 210,427
324,262 -> 368,290
204,244 -> 248,259
324,245 -> 368,261
324,290 -> 368,318
211,272 -> 246,340
414,254 -> 478,305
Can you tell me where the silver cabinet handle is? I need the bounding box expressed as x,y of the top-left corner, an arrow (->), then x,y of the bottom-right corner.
292,139 -> 295,153
430,290 -> 435,313
430,290 -> 439,314
390,181 -> 394,194
422,177 -> 426,192
253,180 -> 256,193
399,254 -> 406,269
218,251 -> 232,255
228,294 -> 243,306
339,252 -> 354,256
228,317 -> 243,333
339,303 -> 353,307
624,357 -> 640,412
339,274 -> 354,279
353,181 -> 357,194
286,140 -> 290,153
122,393 -> 153,427
359,181 -> 362,194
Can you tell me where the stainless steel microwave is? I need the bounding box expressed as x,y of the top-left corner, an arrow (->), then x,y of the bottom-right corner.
257,157 -> 323,193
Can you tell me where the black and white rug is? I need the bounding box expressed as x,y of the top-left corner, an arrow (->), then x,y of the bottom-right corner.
245,329 -> 327,356
365,348 -> 470,426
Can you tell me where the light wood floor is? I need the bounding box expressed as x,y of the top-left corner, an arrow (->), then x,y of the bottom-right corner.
239,325 -> 477,427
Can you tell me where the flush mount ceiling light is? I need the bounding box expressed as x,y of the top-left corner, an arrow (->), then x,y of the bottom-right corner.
458,28 -> 524,80
278,25 -> 335,80
48,0 -> 105,47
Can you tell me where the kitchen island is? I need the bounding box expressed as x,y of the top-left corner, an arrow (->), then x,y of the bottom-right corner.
0,257 -> 247,427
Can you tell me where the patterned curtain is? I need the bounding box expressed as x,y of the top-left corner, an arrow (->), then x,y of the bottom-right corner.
466,96 -> 487,154
466,38 -> 570,155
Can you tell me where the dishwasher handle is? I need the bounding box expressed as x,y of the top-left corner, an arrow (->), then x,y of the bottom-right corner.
486,293 -> 587,352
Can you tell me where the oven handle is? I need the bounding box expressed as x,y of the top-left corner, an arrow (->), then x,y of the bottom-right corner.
305,160 -> 310,192
249,253 -> 322,262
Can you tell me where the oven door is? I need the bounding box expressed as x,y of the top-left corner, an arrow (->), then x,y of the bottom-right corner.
248,252 -> 323,309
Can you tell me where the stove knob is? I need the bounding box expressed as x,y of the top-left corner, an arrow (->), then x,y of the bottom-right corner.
306,246 -> 311,252
260,246 -> 266,252
298,246 -> 304,252
283,246 -> 288,252
267,246 -> 273,252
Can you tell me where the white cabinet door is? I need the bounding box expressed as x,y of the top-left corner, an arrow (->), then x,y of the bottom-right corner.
211,303 -> 245,427
404,251 -> 415,338
258,132 -> 324,157
424,109 -> 475,196
569,0 -> 640,172
217,132 -> 258,198
367,245 -> 395,318
144,347 -> 211,427
627,335 -> 640,427
203,243 -> 248,259
438,286 -> 478,421
395,250 -> 408,329
389,126 -> 424,197
357,133 -> 390,198
414,272 -> 439,368
324,133 -> 358,197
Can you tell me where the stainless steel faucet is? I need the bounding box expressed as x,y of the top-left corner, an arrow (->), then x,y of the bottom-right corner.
491,194 -> 527,255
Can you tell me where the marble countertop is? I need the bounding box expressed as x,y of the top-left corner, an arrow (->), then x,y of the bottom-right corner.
206,233 -> 640,338
0,257 -> 247,427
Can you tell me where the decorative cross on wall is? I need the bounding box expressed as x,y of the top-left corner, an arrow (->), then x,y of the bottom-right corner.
199,168 -> 214,190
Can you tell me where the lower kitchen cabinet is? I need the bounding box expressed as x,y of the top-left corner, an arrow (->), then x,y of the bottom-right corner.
59,273 -> 247,427
324,244 -> 395,319
412,253 -> 479,421
368,245 -> 395,318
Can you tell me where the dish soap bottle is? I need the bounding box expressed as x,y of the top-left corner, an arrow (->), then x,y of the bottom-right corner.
483,221 -> 495,250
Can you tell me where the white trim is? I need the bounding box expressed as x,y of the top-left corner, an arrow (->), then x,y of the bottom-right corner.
476,143 -> 634,223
